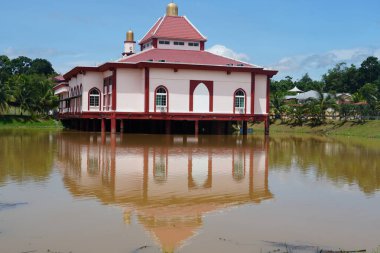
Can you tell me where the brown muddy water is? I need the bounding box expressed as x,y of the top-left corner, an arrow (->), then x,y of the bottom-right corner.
0,130 -> 379,253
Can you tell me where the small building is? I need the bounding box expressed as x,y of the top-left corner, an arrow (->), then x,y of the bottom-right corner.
54,2 -> 277,135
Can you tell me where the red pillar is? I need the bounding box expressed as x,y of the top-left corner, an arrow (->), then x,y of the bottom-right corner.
120,119 -> 124,133
242,121 -> 248,135
194,120 -> 199,136
101,118 -> 106,133
264,116 -> 270,135
111,117 -> 116,134
144,68 -> 150,113
92,119 -> 96,132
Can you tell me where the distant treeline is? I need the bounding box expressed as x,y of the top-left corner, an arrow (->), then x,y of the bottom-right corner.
271,56 -> 380,125
0,55 -> 58,116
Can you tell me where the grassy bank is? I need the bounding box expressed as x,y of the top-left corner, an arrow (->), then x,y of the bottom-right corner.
252,120 -> 380,138
0,115 -> 63,129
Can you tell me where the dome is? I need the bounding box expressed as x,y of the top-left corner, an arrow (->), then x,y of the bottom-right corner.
126,30 -> 134,42
166,2 -> 178,16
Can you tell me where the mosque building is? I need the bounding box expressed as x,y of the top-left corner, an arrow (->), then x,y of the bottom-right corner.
54,2 -> 277,135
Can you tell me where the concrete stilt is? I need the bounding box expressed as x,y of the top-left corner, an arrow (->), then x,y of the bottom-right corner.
242,121 -> 248,135
264,117 -> 270,135
111,117 -> 116,134
101,118 -> 106,133
165,120 -> 171,135
194,120 -> 199,136
120,119 -> 124,133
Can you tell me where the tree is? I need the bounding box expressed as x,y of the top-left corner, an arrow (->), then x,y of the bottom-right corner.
322,63 -> 360,93
304,83 -> 337,125
270,91 -> 287,121
358,56 -> 380,85
9,56 -> 32,75
0,55 -> 11,83
0,80 -> 11,113
29,58 -> 55,76
359,83 -> 378,112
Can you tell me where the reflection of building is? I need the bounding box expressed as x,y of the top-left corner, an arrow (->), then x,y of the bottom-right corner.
56,134 -> 272,252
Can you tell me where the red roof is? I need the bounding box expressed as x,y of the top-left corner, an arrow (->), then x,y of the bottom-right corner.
139,16 -> 207,45
54,75 -> 65,82
119,48 -> 253,67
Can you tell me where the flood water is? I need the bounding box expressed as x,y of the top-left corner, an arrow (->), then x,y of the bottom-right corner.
0,130 -> 379,253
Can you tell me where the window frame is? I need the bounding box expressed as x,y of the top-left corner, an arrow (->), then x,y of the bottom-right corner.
234,89 -> 246,114
154,86 -> 169,113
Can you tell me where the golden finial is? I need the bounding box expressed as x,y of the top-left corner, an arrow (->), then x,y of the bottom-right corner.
166,2 -> 178,16
126,29 -> 134,42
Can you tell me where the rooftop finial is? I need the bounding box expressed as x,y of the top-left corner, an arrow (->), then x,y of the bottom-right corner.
166,2 -> 178,16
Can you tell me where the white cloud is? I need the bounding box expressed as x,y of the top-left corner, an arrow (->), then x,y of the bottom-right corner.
2,47 -> 84,60
271,47 -> 380,73
207,44 -> 250,62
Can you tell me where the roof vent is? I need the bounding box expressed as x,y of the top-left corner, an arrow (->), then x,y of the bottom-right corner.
147,59 -> 153,62
226,63 -> 233,66
158,59 -> 166,62
237,63 -> 244,66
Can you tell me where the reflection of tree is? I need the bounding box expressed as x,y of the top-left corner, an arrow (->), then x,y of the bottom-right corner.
269,135 -> 380,195
0,130 -> 55,185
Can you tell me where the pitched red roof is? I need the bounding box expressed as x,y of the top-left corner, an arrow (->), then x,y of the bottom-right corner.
139,16 -> 207,45
119,48 -> 253,67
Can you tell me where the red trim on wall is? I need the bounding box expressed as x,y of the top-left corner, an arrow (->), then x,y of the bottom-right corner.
266,76 -> 270,114
152,39 -> 158,48
200,41 -> 205,51
251,73 -> 255,115
87,87 -> 101,112
144,67 -> 150,113
64,62 -> 277,80
189,80 -> 213,112
112,69 -> 117,111
154,85 -> 169,113
59,111 -> 269,122
233,89 -> 247,114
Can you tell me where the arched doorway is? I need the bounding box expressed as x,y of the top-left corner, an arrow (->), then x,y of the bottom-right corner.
193,83 -> 209,112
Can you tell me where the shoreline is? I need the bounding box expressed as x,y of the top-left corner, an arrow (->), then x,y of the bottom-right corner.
0,116 -> 63,129
1,116 -> 379,138
252,120 -> 380,138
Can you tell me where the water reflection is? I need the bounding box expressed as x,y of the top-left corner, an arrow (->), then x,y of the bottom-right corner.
0,130 -> 55,186
56,134 -> 271,252
269,135 -> 380,195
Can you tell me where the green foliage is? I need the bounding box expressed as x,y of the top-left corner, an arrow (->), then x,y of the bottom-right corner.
0,80 -> 11,112
359,83 -> 378,109
0,54 -> 58,116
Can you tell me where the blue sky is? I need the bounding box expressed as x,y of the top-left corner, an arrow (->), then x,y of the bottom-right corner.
1,0 -> 379,80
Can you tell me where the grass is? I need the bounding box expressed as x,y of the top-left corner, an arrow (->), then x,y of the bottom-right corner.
251,120 -> 380,138
0,115 -> 63,129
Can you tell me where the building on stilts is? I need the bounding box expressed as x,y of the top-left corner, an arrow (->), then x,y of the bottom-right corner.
53,2 -> 277,135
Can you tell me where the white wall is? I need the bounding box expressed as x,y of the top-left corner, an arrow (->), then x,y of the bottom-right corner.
149,68 -> 252,114
254,75 -> 267,115
116,69 -> 144,112
82,72 -> 103,112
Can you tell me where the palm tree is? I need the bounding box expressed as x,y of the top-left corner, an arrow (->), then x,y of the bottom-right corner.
0,80 -> 11,113
270,91 -> 286,121
305,84 -> 337,125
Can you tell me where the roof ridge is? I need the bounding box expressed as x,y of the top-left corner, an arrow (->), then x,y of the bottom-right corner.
153,15 -> 166,36
139,17 -> 162,44
183,16 -> 207,40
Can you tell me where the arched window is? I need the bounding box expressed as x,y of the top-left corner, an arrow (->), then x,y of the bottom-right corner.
89,88 -> 100,110
155,86 -> 168,112
234,89 -> 246,114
